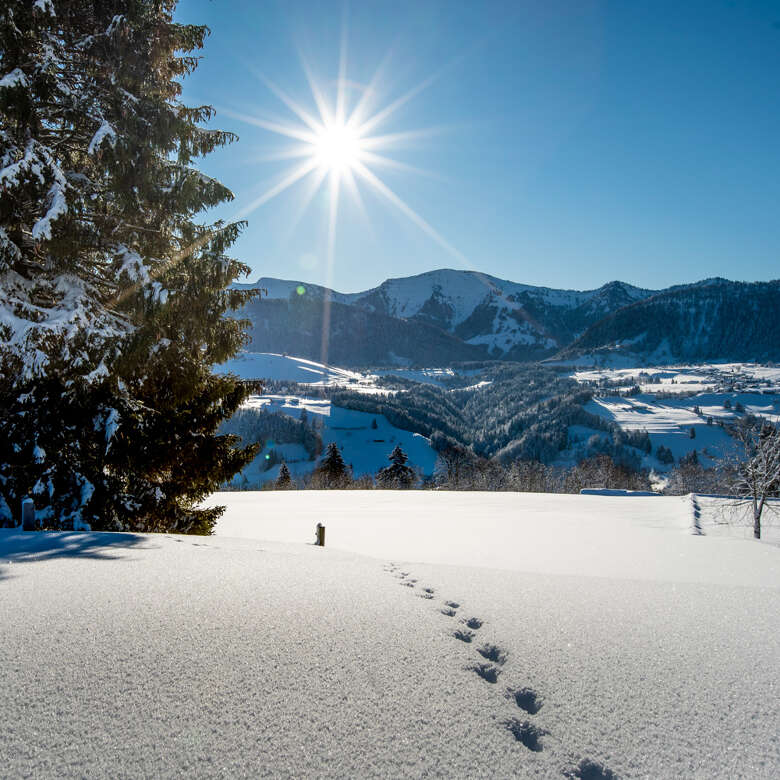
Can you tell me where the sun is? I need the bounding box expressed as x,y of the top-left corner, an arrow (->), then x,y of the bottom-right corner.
222,45 -> 467,272
312,122 -> 363,173
220,42 -> 470,367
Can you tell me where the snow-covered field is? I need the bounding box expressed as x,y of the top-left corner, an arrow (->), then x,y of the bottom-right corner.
572,364 -> 780,395
571,364 -> 780,468
584,395 -> 739,464
232,395 -> 437,486
373,366 -> 457,386
217,351 -> 483,390
2,492 -> 777,778
217,351 -> 381,391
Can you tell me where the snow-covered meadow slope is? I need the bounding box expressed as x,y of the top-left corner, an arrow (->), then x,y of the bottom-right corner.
212,491 -> 780,583
232,395 -> 437,485
215,353 -> 438,485
218,351 -> 380,390
569,364 -> 780,470
2,493 -> 777,778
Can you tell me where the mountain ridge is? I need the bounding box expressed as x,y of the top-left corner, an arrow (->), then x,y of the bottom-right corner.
233,270 -> 779,366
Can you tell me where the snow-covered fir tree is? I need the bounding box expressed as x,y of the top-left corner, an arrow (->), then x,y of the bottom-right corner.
0,0 -> 257,533
376,445 -> 415,489
312,442 -> 350,489
275,462 -> 293,490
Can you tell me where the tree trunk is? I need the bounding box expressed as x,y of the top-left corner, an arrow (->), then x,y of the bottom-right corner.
753,497 -> 762,540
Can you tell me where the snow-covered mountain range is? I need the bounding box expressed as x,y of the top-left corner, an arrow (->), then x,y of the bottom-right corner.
234,270 -> 780,365
555,278 -> 780,365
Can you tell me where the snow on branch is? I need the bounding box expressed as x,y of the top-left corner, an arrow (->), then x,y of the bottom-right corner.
1,138 -> 69,242
0,226 -> 22,263
0,68 -> 28,89
32,0 -> 56,16
1,138 -> 67,192
106,15 -> 125,36
87,120 -> 117,155
116,245 -> 151,284
31,180 -> 67,240
0,269 -> 132,382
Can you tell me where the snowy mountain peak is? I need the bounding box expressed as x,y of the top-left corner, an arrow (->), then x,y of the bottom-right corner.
233,270 -> 778,365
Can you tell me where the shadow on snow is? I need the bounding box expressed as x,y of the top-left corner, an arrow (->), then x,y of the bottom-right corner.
0,530 -> 147,581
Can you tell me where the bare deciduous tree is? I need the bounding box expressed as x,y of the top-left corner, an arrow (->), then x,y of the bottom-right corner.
726,421 -> 780,539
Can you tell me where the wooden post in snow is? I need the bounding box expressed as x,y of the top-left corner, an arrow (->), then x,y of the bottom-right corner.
316,523 -> 325,547
21,497 -> 35,531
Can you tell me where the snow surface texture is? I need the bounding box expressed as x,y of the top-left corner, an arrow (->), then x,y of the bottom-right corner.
1,492 -> 778,777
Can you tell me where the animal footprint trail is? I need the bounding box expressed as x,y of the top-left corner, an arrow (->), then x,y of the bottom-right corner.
690,494 -> 704,535
385,563 -> 619,772
477,644 -> 507,665
504,718 -> 546,752
563,758 -> 619,780
507,686 -> 542,715
470,663 -> 501,684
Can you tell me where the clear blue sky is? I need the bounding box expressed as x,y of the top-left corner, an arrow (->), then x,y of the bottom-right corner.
175,0 -> 780,292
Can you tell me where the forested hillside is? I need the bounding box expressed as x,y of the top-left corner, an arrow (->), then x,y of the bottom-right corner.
236,272 -> 780,367
241,296 -> 485,365
330,363 -> 651,467
559,279 -> 780,364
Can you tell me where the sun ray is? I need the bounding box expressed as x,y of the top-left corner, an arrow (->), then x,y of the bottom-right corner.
353,44 -> 478,136
345,46 -> 397,131
244,144 -> 315,164
358,150 -> 446,181
320,171 -> 341,366
336,14 -> 349,126
340,165 -> 372,231
354,71 -> 440,137
232,158 -> 319,222
358,126 -> 450,151
275,165 -> 329,248
249,69 -> 323,132
352,160 -> 468,265
299,51 -> 334,127
220,107 -> 318,144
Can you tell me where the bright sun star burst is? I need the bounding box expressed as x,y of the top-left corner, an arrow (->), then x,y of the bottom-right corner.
219,38 -> 471,366
312,121 -> 363,173
222,41 -> 466,271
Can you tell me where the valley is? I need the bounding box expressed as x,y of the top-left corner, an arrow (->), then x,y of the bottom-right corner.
217,352 -> 780,495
